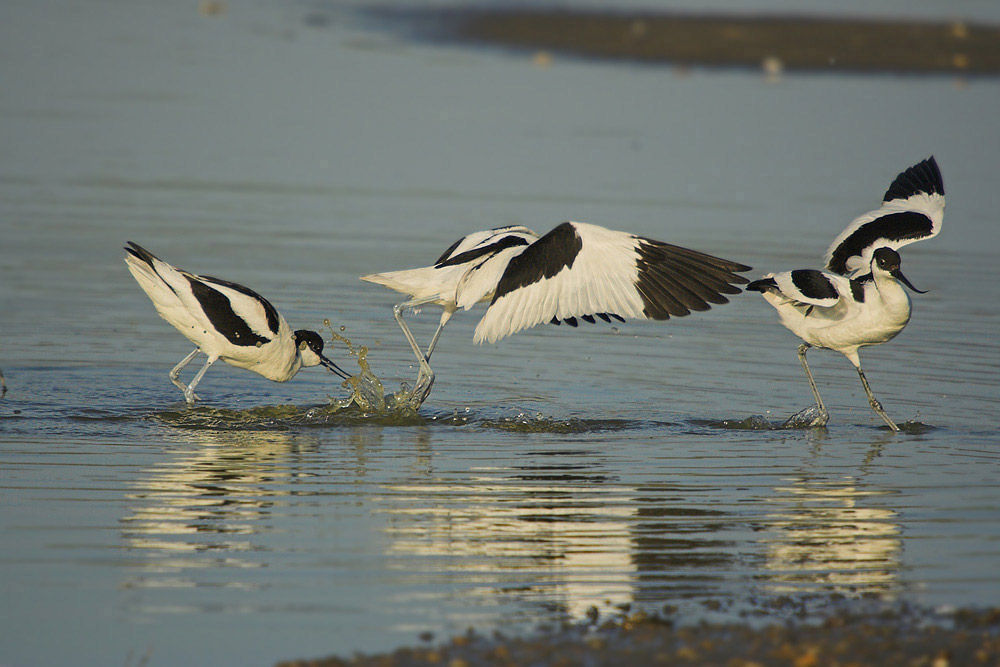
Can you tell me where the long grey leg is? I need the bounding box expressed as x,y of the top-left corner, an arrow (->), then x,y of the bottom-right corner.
393,300 -> 433,366
169,348 -> 202,399
855,366 -> 899,431
393,297 -> 439,404
797,344 -> 828,417
183,355 -> 217,405
424,308 -> 455,362
780,343 -> 830,428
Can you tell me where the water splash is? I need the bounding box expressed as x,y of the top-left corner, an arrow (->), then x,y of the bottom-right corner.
781,405 -> 829,429
717,415 -> 777,430
478,409 -> 636,434
322,320 -> 427,416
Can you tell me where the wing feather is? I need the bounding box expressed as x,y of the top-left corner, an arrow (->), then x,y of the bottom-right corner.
473,221 -> 750,343
824,157 -> 945,275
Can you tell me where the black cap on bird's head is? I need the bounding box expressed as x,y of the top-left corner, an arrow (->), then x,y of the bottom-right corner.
294,329 -> 351,379
872,247 -> 927,294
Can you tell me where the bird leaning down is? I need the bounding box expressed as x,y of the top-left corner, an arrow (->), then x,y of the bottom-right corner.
362,220 -> 752,403
124,242 -> 350,405
746,156 -> 945,430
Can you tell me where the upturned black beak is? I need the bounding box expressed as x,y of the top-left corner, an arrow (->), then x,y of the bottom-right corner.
319,354 -> 351,380
892,268 -> 927,294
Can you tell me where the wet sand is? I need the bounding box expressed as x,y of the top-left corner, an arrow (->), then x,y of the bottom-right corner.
280,605 -> 1000,666
368,7 -> 1000,74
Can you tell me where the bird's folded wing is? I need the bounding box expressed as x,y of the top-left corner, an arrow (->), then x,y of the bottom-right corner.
770,269 -> 851,308
186,275 -> 283,345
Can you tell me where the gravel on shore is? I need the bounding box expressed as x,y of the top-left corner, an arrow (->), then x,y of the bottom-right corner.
279,605 -> 1000,667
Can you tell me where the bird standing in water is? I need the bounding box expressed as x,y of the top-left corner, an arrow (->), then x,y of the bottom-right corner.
747,157 -> 944,430
125,242 -> 349,404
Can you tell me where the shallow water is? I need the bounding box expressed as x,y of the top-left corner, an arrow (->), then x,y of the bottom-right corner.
2,1 -> 1000,665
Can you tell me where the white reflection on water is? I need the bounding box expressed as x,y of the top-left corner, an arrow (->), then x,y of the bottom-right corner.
383,474 -> 637,620
121,429 -> 317,585
761,443 -> 902,595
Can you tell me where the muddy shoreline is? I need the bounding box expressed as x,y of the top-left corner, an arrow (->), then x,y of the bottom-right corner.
280,605 -> 1000,666
366,7 -> 1000,75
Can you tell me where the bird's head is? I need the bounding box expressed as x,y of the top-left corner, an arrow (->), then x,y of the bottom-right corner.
294,330 -> 350,379
872,247 -> 926,294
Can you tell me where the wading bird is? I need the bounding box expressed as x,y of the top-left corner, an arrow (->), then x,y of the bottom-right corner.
746,157 -> 944,430
125,242 -> 349,404
362,221 -> 751,402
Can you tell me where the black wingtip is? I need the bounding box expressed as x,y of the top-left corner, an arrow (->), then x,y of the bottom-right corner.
883,156 -> 944,202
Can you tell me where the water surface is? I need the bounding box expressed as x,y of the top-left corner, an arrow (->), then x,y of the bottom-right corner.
2,1 -> 999,666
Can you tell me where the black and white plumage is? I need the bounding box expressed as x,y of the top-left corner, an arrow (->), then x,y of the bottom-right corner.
824,156 -> 944,276
362,221 -> 751,401
124,242 -> 349,404
747,157 -> 944,430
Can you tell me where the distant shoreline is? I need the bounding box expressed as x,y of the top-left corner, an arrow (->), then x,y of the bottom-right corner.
367,7 -> 1000,75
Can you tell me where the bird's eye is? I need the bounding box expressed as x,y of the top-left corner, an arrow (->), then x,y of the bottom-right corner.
299,340 -> 308,351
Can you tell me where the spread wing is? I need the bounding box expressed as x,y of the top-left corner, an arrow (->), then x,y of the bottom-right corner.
824,156 -> 945,276
473,221 -> 751,344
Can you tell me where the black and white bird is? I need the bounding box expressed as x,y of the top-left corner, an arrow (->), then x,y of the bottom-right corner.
362,221 -> 752,401
747,156 -> 944,430
124,242 -> 349,404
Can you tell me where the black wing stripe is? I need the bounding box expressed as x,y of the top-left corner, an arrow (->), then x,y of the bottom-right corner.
790,270 -> 838,300
491,222 -> 583,303
435,234 -> 530,268
434,236 -> 467,265
187,277 -> 271,347
849,278 -> 866,303
201,275 -> 281,336
826,211 -> 935,275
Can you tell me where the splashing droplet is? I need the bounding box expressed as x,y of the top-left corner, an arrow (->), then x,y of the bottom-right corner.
321,323 -> 422,416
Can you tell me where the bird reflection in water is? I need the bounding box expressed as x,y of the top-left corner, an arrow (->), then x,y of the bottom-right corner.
121,429 -> 320,586
761,443 -> 901,596
381,458 -> 640,622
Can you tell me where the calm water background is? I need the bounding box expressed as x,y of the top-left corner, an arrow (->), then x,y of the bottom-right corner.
2,1 -> 1000,665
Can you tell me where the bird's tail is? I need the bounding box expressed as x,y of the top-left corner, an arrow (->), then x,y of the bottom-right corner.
360,266 -> 452,301
123,241 -> 183,304
124,241 -> 162,285
745,277 -> 778,293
